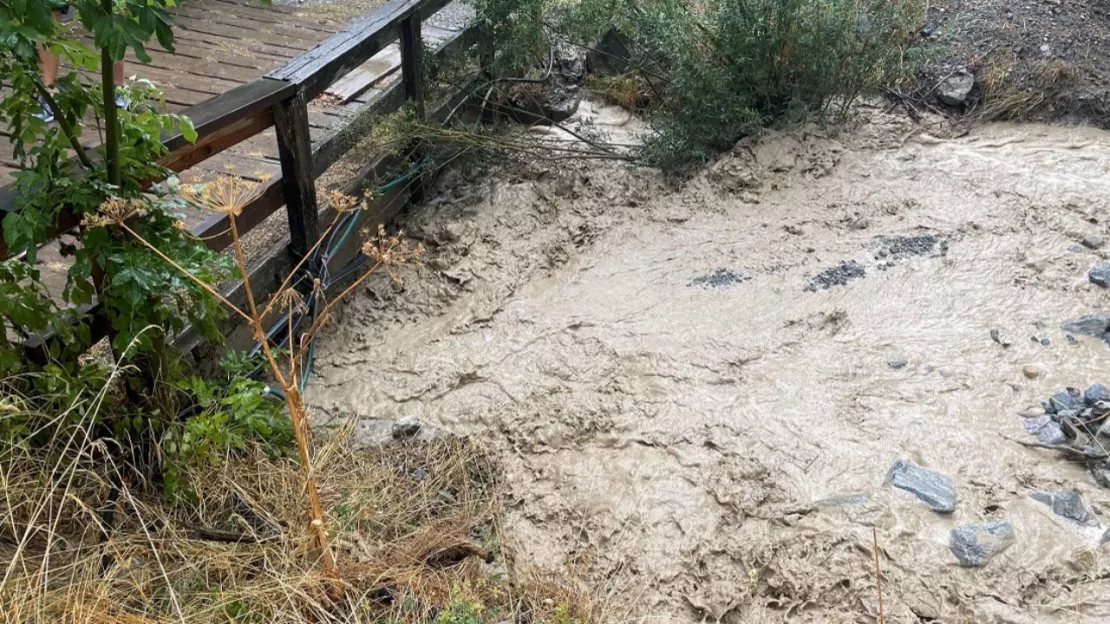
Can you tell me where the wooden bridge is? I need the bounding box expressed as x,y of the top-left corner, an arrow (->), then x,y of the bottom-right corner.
0,0 -> 475,358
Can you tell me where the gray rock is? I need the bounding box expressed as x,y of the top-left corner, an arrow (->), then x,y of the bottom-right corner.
1082,235 -> 1105,249
350,418 -> 397,449
1089,262 -> 1110,288
887,459 -> 957,513
990,329 -> 1012,347
950,521 -> 1015,566
888,359 -> 908,369
1037,420 -> 1068,445
937,70 -> 975,106
1085,384 -> 1110,405
1091,462 -> 1110,489
392,415 -> 422,439
816,493 -> 869,507
1030,490 -> 1100,527
1060,313 -> 1110,338
1049,389 -> 1083,413
1102,528 -> 1110,544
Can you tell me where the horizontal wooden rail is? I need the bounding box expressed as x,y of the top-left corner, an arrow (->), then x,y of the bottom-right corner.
0,78 -> 292,259
264,0 -> 453,99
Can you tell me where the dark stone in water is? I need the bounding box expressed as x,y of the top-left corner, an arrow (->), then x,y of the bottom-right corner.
1085,383 -> 1110,405
990,329 -> 1011,347
1048,389 -> 1083,413
805,260 -> 866,292
950,521 -> 1015,566
1030,490 -> 1099,527
1040,337 -> 1051,346
888,359 -> 908,369
1089,262 -> 1110,288
689,268 -> 747,288
887,459 -> 956,513
1060,313 -> 1110,339
1024,415 -> 1068,445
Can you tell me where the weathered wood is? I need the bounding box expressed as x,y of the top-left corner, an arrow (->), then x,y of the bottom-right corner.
400,15 -> 425,116
161,109 -> 274,173
265,0 -> 454,99
323,45 -> 402,103
273,92 -> 319,260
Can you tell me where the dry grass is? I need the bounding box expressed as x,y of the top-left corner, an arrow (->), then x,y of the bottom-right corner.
974,50 -> 1074,122
0,397 -> 603,623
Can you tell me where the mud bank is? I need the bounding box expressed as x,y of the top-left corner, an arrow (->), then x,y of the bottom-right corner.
307,102 -> 1110,622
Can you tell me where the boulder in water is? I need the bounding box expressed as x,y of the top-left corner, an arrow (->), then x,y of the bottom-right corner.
950,521 -> 1015,566
887,459 -> 956,513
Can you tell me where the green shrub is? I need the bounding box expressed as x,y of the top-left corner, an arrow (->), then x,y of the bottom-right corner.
469,0 -> 919,169
625,0 -> 918,168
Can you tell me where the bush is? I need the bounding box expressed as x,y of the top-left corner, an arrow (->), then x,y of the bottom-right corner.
624,0 -> 918,168
470,0 -> 919,169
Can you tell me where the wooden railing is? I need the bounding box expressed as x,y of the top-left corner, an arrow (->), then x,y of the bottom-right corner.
1,0 -> 469,359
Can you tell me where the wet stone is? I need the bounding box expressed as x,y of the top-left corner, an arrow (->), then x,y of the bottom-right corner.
689,268 -> 748,288
1089,262 -> 1110,288
805,260 -> 866,291
937,70 -> 976,106
887,459 -> 957,513
393,415 -> 422,439
1030,490 -> 1099,527
950,521 -> 1015,566
1059,312 -> 1110,338
1082,235 -> 1105,249
991,329 -> 1012,347
1085,383 -> 1110,405
1049,389 -> 1083,413
888,359 -> 908,369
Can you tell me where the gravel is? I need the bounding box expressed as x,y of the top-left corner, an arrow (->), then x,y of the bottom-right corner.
689,268 -> 748,288
805,260 -> 866,291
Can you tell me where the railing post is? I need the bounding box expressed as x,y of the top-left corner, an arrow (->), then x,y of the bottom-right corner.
400,14 -> 425,118
273,91 -> 319,261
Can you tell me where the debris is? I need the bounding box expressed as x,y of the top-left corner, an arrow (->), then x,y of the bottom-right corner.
991,329 -> 1012,347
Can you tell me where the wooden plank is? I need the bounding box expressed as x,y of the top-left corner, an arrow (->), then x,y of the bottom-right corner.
266,0 -> 454,99
323,45 -> 402,103
273,92 -> 319,260
161,109 -> 274,173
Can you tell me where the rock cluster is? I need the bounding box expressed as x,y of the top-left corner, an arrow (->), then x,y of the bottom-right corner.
1023,384 -> 1110,490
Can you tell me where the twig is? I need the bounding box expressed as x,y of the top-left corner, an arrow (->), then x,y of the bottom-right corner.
872,527 -> 885,624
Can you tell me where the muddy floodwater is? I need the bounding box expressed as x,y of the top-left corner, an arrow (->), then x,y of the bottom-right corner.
308,102 -> 1110,622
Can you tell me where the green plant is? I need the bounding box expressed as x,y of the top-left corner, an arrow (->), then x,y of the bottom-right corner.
0,0 -> 244,479
623,0 -> 920,168
161,353 -> 292,499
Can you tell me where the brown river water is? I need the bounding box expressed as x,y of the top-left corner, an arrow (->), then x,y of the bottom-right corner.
307,101 -> 1110,622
